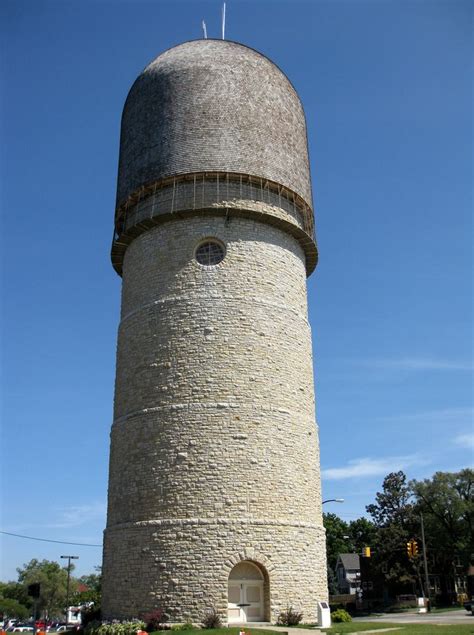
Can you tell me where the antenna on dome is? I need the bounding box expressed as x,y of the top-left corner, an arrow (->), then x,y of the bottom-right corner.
202,20 -> 208,38
222,2 -> 226,40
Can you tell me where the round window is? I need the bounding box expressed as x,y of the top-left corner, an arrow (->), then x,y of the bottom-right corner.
195,240 -> 225,266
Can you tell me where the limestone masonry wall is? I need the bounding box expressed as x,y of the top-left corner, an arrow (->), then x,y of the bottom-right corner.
102,38 -> 327,624
103,217 -> 327,621
103,522 -> 327,622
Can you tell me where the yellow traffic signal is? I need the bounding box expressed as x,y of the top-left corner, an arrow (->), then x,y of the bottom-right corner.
363,546 -> 371,558
407,539 -> 419,558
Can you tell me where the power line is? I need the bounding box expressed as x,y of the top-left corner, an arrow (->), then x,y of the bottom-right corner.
0,530 -> 102,547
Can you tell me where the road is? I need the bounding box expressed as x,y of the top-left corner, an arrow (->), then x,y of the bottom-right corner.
353,608 -> 473,625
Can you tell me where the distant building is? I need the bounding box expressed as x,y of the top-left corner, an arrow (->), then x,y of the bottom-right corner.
336,554 -> 361,595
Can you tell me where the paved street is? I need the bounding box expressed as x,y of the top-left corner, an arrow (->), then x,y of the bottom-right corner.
353,608 -> 473,625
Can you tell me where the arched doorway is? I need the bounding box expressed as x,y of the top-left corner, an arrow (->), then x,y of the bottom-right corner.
228,561 -> 265,623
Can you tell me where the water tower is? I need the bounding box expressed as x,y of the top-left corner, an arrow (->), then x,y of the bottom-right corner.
102,39 -> 327,624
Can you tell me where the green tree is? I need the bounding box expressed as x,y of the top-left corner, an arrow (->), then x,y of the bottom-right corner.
366,471 -> 419,599
323,513 -> 352,571
71,568 -> 101,607
327,566 -> 339,596
16,559 -> 76,619
0,581 -> 32,611
366,471 -> 414,527
411,468 -> 474,603
324,513 -> 357,596
0,598 -> 29,620
348,517 -> 377,554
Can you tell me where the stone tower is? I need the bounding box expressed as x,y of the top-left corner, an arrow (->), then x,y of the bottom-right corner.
102,39 -> 327,624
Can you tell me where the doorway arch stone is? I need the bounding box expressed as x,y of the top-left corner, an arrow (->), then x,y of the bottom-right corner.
227,560 -> 270,623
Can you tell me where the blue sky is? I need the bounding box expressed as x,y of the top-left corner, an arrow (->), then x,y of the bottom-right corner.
1,0 -> 472,581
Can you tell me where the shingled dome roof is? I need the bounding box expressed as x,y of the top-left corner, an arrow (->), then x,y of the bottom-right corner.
116,39 -> 313,209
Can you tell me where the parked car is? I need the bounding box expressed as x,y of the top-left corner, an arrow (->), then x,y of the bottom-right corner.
48,623 -> 68,632
5,621 -> 19,629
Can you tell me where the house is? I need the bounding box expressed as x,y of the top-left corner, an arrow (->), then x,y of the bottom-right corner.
336,553 -> 361,595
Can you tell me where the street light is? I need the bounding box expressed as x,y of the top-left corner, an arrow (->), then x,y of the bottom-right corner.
60,555 -> 79,628
322,498 -> 344,504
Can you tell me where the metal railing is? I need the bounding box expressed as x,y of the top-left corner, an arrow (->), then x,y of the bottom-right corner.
114,172 -> 315,241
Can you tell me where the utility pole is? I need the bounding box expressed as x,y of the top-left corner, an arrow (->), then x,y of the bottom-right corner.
27,584 -> 40,635
420,514 -> 431,611
60,555 -> 79,627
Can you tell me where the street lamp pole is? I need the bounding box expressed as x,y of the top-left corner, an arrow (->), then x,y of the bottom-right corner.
322,498 -> 344,504
60,555 -> 79,628
420,514 -> 431,610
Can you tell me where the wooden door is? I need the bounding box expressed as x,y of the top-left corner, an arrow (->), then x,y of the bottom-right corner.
242,581 -> 263,621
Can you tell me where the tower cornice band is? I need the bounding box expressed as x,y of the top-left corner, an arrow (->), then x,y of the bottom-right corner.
112,171 -> 318,276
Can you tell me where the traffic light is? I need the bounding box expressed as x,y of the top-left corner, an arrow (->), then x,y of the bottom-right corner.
407,539 -> 419,558
363,546 -> 371,558
27,583 -> 40,598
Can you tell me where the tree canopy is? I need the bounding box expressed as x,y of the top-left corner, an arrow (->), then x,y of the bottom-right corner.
324,468 -> 473,604
0,598 -> 29,620
16,559 -> 76,618
0,561 -> 102,622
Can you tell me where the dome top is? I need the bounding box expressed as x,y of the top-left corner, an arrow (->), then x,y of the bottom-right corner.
116,39 -> 313,208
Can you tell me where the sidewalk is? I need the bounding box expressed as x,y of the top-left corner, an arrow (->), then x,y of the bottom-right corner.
247,624 -> 405,634
253,627 -> 322,635
269,627 -> 402,635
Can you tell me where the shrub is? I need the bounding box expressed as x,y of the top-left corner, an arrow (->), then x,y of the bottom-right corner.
82,607 -> 102,628
85,620 -> 146,635
170,624 -> 193,631
331,609 -> 352,623
142,610 -> 168,632
276,606 -> 303,626
84,620 -> 101,635
201,608 -> 222,629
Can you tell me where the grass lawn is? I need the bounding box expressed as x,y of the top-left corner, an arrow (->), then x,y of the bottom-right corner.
149,625 -> 474,635
151,630 -> 283,635
321,622 -> 474,634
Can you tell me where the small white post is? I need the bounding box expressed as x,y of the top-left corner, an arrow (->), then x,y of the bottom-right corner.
202,20 -> 207,39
